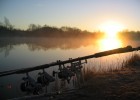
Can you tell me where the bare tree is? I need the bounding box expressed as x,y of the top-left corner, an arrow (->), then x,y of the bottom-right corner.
28,24 -> 42,31
4,17 -> 10,27
28,24 -> 38,31
4,17 -> 14,30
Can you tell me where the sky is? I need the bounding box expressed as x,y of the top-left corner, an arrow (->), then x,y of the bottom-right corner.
0,0 -> 140,31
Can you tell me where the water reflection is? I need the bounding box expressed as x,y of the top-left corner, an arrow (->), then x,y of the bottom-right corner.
0,37 -> 140,57
0,44 -> 14,57
97,37 -> 123,51
0,37 -> 95,56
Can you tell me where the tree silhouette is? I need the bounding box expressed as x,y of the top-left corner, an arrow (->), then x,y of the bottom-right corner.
4,17 -> 14,30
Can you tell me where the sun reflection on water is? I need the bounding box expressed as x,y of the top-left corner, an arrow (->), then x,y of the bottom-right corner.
98,37 -> 123,51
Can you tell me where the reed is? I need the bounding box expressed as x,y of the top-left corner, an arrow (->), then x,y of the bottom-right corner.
123,53 -> 140,68
82,53 -> 140,81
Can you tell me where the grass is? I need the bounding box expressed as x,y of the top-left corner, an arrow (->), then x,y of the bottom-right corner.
82,53 -> 140,79
71,53 -> 140,100
122,53 -> 140,69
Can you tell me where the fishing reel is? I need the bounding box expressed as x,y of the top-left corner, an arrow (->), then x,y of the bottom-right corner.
37,69 -> 55,87
53,60 -> 75,84
20,73 -> 42,95
58,66 -> 75,83
70,59 -> 87,73
70,59 -> 87,84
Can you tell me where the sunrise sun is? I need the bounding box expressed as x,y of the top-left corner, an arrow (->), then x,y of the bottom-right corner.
100,20 -> 124,38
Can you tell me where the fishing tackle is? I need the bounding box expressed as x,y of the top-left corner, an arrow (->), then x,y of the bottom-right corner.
37,69 -> 55,87
53,60 -> 75,83
70,59 -> 87,73
20,73 -> 42,95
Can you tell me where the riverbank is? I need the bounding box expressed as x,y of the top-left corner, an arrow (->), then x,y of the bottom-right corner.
9,54 -> 140,100
52,66 -> 140,100
15,66 -> 140,100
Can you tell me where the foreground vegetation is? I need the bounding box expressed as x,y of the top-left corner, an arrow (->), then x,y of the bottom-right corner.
81,54 -> 140,100
50,54 -> 140,100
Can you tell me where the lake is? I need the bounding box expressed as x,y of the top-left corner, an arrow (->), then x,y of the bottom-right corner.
0,37 -> 140,99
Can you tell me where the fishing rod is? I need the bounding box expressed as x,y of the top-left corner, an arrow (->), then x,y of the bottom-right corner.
0,45 -> 140,77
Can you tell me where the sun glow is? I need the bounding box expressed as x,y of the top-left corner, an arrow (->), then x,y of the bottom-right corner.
98,37 -> 122,51
97,20 -> 124,51
100,20 -> 124,38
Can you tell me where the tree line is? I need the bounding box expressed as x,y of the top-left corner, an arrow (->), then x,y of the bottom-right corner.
118,30 -> 140,40
0,17 -> 140,40
0,17 -> 101,38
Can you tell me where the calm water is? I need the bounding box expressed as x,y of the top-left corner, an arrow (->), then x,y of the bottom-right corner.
0,37 -> 140,99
